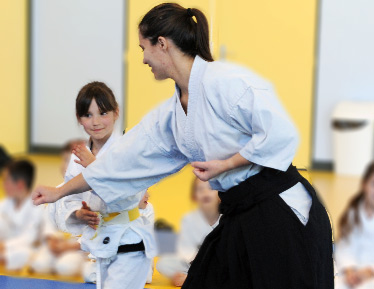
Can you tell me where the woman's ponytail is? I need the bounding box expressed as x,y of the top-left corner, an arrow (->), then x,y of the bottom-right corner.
139,3 -> 214,62
188,8 -> 213,62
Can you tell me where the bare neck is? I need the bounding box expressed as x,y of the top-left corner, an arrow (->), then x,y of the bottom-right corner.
169,55 -> 194,113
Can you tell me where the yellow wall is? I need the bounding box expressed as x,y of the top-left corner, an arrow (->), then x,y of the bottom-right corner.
0,0 -> 28,154
216,0 -> 317,167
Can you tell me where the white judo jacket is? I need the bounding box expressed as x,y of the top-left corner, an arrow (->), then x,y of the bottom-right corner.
51,131 -> 157,260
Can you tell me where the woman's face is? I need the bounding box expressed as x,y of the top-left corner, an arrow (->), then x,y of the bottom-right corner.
139,32 -> 170,80
364,173 -> 374,209
78,99 -> 118,142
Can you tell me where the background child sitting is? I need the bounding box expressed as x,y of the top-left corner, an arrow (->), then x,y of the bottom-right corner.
335,162 -> 374,289
31,139 -> 90,277
156,178 -> 221,287
0,160 -> 44,270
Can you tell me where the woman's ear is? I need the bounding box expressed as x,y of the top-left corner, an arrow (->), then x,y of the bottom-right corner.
157,36 -> 168,50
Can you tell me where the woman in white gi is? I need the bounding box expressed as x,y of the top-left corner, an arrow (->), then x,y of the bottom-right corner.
32,3 -> 333,288
52,82 -> 156,289
335,162 -> 374,289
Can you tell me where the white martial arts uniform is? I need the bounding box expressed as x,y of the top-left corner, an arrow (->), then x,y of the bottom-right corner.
139,202 -> 155,283
157,210 -> 220,278
0,197 -> 43,270
30,205 -> 87,276
53,131 -> 157,289
82,55 -> 312,228
335,203 -> 374,289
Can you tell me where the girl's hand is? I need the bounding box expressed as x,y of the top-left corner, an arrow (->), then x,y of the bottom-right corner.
32,186 -> 63,205
191,160 -> 228,181
345,268 -> 361,287
72,145 -> 96,168
172,272 -> 187,287
75,201 -> 100,229
357,267 -> 374,282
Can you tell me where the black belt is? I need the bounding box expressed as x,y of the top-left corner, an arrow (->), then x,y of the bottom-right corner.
117,241 -> 145,254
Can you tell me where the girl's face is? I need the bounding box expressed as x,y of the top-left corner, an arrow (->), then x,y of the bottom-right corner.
193,179 -> 220,213
364,173 -> 374,208
78,99 -> 118,142
139,32 -> 171,80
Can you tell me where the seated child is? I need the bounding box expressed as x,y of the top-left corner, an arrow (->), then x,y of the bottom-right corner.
30,206 -> 87,276
54,81 -> 156,289
156,177 -> 221,287
335,162 -> 374,289
31,140 -> 89,277
0,160 -> 44,270
139,190 -> 155,283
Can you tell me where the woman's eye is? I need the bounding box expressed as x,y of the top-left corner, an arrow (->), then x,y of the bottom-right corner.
84,114 -> 91,118
101,112 -> 108,116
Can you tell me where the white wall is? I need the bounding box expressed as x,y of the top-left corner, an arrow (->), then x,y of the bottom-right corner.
314,0 -> 374,163
31,0 -> 125,148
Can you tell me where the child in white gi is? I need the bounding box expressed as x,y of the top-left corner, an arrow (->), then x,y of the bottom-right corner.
54,81 -> 156,289
139,190 -> 155,283
30,206 -> 87,276
157,178 -> 221,287
0,160 -> 44,270
335,162 -> 374,289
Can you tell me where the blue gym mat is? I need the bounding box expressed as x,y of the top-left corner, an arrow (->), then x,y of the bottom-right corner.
0,276 -> 96,289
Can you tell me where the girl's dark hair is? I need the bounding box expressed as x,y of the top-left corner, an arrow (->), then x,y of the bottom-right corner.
6,160 -> 35,191
339,162 -> 374,239
76,81 -> 118,118
139,3 -> 214,62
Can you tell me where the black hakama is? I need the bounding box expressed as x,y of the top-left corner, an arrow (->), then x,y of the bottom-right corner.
182,165 -> 334,289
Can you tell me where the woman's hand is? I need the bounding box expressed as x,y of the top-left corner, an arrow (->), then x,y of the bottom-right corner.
191,153 -> 251,181
191,160 -> 228,181
72,145 -> 96,168
32,186 -> 63,205
75,201 -> 100,229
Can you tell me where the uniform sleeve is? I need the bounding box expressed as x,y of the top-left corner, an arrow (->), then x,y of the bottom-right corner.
334,238 -> 358,272
229,86 -> 299,171
82,99 -> 188,209
61,194 -> 86,235
177,215 -> 199,263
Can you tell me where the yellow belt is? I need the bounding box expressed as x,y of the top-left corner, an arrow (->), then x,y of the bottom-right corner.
90,207 -> 140,240
102,207 -> 140,223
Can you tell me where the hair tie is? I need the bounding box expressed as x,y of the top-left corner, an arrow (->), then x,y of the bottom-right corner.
187,8 -> 197,23
187,8 -> 193,17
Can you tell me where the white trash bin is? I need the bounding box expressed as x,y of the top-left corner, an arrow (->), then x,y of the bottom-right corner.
332,101 -> 374,176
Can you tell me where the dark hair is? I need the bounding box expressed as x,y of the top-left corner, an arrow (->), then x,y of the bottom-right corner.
339,162 -> 374,239
139,3 -> 214,62
5,160 -> 35,191
0,146 -> 12,172
76,81 -> 118,118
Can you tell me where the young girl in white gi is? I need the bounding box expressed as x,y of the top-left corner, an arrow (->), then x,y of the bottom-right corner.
157,178 -> 221,287
32,3 -> 333,288
335,162 -> 374,289
53,82 -> 156,289
0,160 -> 44,270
